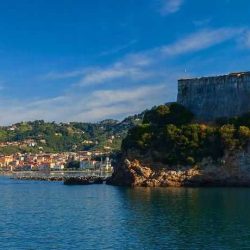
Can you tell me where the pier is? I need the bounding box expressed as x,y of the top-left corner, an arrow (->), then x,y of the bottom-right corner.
9,170 -> 112,184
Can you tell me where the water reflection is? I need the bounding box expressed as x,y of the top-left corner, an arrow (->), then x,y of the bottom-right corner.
0,176 -> 250,250
119,187 -> 250,249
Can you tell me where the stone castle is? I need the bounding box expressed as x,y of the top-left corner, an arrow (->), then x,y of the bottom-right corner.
177,72 -> 250,121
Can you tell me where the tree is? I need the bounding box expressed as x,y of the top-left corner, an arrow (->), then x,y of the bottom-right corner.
143,103 -> 194,127
238,126 -> 250,148
219,124 -> 237,151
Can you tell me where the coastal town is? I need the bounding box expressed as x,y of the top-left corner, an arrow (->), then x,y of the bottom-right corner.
0,118 -> 141,175
0,150 -> 113,173
0,120 -> 127,174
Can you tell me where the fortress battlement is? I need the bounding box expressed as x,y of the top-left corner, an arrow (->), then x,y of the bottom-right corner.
177,72 -> 250,121
179,71 -> 250,82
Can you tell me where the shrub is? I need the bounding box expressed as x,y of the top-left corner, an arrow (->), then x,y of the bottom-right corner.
143,103 -> 194,126
122,103 -> 250,167
186,156 -> 195,165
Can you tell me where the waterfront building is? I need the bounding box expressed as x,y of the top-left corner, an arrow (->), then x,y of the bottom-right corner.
50,163 -> 65,171
100,157 -> 113,172
80,160 -> 96,170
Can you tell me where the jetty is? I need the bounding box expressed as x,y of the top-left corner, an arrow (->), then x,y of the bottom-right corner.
9,171 -> 110,185
13,175 -> 64,181
63,176 -> 106,185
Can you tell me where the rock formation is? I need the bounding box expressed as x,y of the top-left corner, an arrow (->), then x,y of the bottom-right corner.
107,72 -> 250,187
107,151 -> 250,187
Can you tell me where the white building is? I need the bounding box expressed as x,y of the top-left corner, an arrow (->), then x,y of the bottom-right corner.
100,157 -> 113,172
80,160 -> 96,170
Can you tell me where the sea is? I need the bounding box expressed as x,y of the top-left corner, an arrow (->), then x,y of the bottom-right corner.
0,176 -> 249,250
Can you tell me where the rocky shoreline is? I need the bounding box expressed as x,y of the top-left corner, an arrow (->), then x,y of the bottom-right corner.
106,157 -> 250,187
6,152 -> 250,187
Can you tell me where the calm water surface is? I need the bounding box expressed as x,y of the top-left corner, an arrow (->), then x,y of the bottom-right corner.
0,176 -> 249,250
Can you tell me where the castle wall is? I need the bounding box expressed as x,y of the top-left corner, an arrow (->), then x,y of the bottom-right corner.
177,72 -> 250,121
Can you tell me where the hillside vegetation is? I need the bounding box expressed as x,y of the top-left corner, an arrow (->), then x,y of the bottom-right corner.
122,103 -> 250,166
0,114 -> 143,154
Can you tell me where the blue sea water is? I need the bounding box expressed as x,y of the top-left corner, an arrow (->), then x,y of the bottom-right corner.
0,176 -> 250,250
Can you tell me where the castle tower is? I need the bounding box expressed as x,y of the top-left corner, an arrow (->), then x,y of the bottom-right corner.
177,72 -> 250,121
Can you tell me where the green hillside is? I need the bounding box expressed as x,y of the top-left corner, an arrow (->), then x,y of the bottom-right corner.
0,113 -> 143,154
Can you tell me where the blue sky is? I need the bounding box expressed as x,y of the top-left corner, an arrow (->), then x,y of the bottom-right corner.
0,0 -> 250,124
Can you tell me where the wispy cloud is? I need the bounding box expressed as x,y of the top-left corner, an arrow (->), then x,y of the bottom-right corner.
162,27 -> 243,56
193,18 -> 212,27
46,27 -> 241,84
43,68 -> 91,80
75,27 -> 244,86
239,30 -> 250,49
44,53 -> 152,83
68,53 -> 153,86
0,84 -> 167,125
7,26 -> 248,125
72,85 -> 167,121
78,64 -> 152,86
100,40 -> 137,56
159,0 -> 184,15
89,85 -> 166,108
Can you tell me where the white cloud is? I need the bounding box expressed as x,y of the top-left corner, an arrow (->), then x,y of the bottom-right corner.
71,85 -> 167,121
43,68 -> 91,80
89,85 -> 166,107
100,39 -> 137,56
76,28 -> 244,86
193,18 -> 212,27
44,27 -> 244,87
239,30 -> 250,49
0,84 -> 168,125
79,67 -> 128,85
5,26 -> 247,125
75,52 -> 154,86
78,65 -> 152,86
162,28 -> 243,56
160,0 -> 184,15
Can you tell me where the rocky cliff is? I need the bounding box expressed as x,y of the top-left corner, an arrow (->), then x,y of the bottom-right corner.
107,81 -> 250,187
107,151 -> 250,187
178,72 -> 250,121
